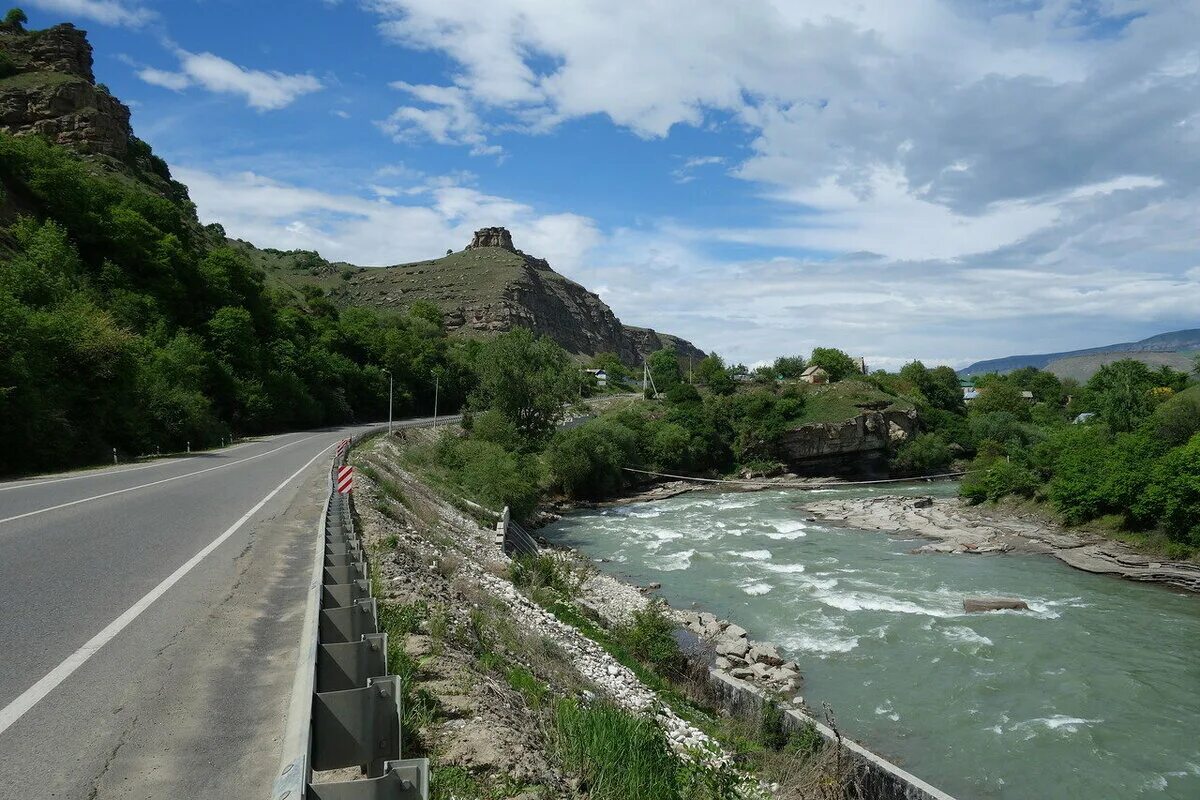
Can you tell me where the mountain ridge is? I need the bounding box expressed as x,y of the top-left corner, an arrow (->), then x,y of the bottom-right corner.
232,230 -> 707,365
960,328 -> 1200,377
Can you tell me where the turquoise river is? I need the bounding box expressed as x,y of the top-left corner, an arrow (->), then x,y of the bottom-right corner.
541,482 -> 1200,800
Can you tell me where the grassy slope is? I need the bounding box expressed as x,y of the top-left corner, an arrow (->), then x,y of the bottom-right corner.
792,379 -> 914,425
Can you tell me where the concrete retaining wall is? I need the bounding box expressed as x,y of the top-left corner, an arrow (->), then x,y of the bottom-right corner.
707,670 -> 957,800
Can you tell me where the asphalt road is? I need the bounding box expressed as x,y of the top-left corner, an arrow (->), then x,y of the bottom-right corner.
0,420 -> 434,799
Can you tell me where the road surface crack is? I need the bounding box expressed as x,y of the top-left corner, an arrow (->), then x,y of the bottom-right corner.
86,714 -> 138,799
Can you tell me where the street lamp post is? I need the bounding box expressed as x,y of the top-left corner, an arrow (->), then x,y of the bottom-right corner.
382,368 -> 393,434
433,373 -> 439,425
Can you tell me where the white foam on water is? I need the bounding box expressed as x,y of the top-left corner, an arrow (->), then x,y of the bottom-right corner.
1010,715 -> 1102,740
942,626 -> 994,647
766,520 -> 808,540
780,630 -> 860,655
717,497 -> 757,510
760,562 -> 806,574
741,581 -> 774,596
817,590 -> 960,617
736,549 -> 773,561
652,548 -> 696,572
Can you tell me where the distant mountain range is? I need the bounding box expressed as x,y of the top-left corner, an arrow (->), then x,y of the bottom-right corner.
960,329 -> 1200,379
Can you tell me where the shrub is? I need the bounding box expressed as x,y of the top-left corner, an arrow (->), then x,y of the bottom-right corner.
620,601 -> 684,675
510,553 -> 573,595
1136,433 -> 1200,546
891,432 -> 953,476
0,52 -> 17,79
544,417 -> 638,499
961,455 -> 1040,504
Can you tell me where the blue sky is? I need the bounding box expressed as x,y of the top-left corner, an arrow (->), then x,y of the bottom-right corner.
23,0 -> 1200,368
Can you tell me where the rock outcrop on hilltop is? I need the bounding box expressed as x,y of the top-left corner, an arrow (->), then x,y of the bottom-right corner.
466,226 -> 516,251
0,23 -> 133,159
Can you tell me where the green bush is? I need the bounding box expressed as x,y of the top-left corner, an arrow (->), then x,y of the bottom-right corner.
890,432 -> 953,476
961,455 -> 1040,504
620,601 -> 684,675
544,417 -> 638,499
0,51 -> 17,79
1136,433 -> 1200,546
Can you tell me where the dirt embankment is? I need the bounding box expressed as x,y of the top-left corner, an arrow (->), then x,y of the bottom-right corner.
804,495 -> 1200,593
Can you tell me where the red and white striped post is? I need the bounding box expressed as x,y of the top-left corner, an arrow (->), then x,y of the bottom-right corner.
336,465 -> 353,494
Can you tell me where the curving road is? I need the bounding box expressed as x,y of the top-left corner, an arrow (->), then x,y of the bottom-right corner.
0,420 -> 432,799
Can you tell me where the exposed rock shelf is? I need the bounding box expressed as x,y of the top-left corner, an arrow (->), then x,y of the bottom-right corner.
805,495 -> 1200,593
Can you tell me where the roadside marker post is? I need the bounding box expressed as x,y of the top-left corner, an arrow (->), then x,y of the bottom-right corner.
336,466 -> 353,495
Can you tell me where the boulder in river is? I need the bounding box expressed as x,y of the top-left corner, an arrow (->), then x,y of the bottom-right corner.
964,596 -> 1029,613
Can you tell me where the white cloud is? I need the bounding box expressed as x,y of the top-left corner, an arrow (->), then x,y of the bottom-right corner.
134,51 -> 322,111
29,0 -> 154,27
136,67 -> 190,91
178,167 -> 600,270
352,0 -> 1199,365
672,155 -> 724,184
380,82 -> 502,156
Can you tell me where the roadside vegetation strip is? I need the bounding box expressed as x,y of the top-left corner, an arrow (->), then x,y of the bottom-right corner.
0,433 -> 322,525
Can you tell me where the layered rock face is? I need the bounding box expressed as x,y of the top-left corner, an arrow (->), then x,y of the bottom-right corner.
0,24 -> 134,159
780,409 -> 917,476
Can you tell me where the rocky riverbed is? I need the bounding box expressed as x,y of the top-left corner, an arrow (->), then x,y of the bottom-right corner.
804,494 -> 1200,593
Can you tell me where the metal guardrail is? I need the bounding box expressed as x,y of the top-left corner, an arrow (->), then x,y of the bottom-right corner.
272,432 -> 429,800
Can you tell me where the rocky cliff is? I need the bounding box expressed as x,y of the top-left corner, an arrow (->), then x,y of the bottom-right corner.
240,228 -> 707,366
0,22 -> 184,201
780,409 -> 917,476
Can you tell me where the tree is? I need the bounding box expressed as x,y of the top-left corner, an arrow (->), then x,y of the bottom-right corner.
1086,359 -> 1157,433
809,347 -> 859,382
693,353 -> 735,395
772,355 -> 807,379
468,328 -> 578,442
899,361 -> 965,413
545,418 -> 638,499
1136,433 -> 1200,546
590,352 -> 632,384
1149,387 -> 1200,447
646,348 -> 682,394
4,8 -> 26,30
971,382 -> 1031,421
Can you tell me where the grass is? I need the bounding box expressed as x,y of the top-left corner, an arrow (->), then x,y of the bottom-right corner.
793,379 -> 914,425
0,70 -> 83,90
552,699 -> 688,800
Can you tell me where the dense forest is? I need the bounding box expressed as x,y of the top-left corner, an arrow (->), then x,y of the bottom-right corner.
0,133 -> 476,474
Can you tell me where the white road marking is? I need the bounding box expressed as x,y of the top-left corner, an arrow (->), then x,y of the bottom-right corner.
0,435 -> 321,526
0,441 -> 335,736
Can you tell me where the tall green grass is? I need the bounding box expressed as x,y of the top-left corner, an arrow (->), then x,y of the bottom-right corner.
553,699 -> 683,800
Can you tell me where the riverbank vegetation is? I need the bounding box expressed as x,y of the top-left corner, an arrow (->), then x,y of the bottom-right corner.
429,334 -> 1198,559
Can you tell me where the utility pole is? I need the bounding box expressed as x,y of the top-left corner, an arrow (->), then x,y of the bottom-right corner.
433,372 -> 440,425
382,368 -> 393,434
